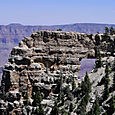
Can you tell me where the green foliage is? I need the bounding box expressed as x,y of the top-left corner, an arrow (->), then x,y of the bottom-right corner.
104,27 -> 109,35
112,59 -> 115,71
72,79 -> 76,91
105,62 -> 109,75
69,103 -> 74,112
103,85 -> 109,100
91,98 -> 100,115
34,108 -> 39,114
38,104 -> 45,115
103,62 -> 110,100
77,72 -> 91,114
104,26 -> 115,35
51,100 -> 59,115
64,86 -> 70,95
57,29 -> 62,31
81,72 -> 91,95
112,72 -> 115,91
61,108 -> 68,115
33,91 -> 43,106
102,112 -> 107,115
95,34 -> 100,45
19,87 -> 23,93
109,96 -> 115,114
79,97 -> 87,115
95,49 -> 103,68
61,93 -> 65,105
110,27 -> 115,35
25,92 -> 29,100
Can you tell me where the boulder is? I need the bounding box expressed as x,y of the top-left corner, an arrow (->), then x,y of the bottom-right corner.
14,100 -> 19,108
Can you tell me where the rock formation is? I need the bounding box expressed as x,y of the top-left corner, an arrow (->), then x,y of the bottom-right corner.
0,31 -> 115,115
1,31 -> 95,92
0,23 -> 115,67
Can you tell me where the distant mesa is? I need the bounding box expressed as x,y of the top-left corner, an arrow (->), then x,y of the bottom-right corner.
7,23 -> 23,26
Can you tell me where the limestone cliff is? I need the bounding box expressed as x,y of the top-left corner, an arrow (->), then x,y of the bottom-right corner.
0,31 -> 115,115
1,31 -> 95,92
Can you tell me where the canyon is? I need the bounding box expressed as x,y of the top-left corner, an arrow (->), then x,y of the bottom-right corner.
0,30 -> 114,115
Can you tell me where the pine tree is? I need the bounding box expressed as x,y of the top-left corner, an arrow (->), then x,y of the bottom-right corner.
112,73 -> 115,91
112,59 -> 115,71
72,79 -> 76,91
69,103 -> 74,112
81,72 -> 91,96
38,104 -> 45,115
95,49 -> 102,68
61,93 -> 65,105
95,34 -> 100,45
25,92 -> 29,100
77,72 -> 92,115
33,91 -> 43,106
103,62 -> 110,100
51,100 -> 59,115
24,92 -> 29,105
110,27 -> 115,35
105,62 -> 109,75
109,96 -> 115,114
104,27 -> 109,35
92,98 -> 100,115
84,72 -> 92,93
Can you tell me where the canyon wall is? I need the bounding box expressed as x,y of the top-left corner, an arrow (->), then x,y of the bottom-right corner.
1,31 -> 95,93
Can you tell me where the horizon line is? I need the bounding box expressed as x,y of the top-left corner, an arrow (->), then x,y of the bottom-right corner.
0,22 -> 115,26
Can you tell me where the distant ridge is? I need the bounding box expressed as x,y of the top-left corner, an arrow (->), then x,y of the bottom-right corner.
1,22 -> 115,33
0,23 -> 115,67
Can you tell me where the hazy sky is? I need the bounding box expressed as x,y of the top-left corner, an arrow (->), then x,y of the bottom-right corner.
0,0 -> 115,25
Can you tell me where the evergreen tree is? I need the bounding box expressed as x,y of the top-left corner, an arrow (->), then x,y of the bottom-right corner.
61,108 -> 68,115
95,49 -> 102,68
112,72 -> 115,91
110,27 -> 115,35
24,92 -> 29,105
72,79 -> 76,91
25,92 -> 29,100
109,96 -> 115,114
78,72 -> 92,114
80,98 -> 86,115
104,27 -> 109,35
33,91 -> 43,106
102,112 -> 107,115
57,29 -> 62,31
81,72 -> 91,96
112,59 -> 115,71
95,34 -> 100,45
69,103 -> 74,112
51,100 -> 59,115
91,98 -> 100,115
38,104 -> 45,115
84,72 -> 92,93
34,107 -> 39,114
61,93 -> 65,105
105,62 -> 109,75
103,62 -> 110,100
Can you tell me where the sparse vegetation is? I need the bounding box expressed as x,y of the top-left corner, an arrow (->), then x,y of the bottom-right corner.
57,29 -> 62,31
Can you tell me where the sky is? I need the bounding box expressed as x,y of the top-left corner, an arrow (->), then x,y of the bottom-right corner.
0,0 -> 115,25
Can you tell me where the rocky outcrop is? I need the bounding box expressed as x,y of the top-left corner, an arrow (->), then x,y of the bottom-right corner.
0,31 -> 115,115
0,23 -> 115,67
1,31 -> 96,93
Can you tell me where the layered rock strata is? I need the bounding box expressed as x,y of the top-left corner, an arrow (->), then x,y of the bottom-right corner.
1,31 -> 96,93
0,31 -> 115,114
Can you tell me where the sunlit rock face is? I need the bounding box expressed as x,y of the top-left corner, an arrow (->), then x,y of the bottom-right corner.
1,31 -> 96,93
0,30 -> 115,115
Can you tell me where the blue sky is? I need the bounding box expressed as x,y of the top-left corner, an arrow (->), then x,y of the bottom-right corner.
0,0 -> 115,25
